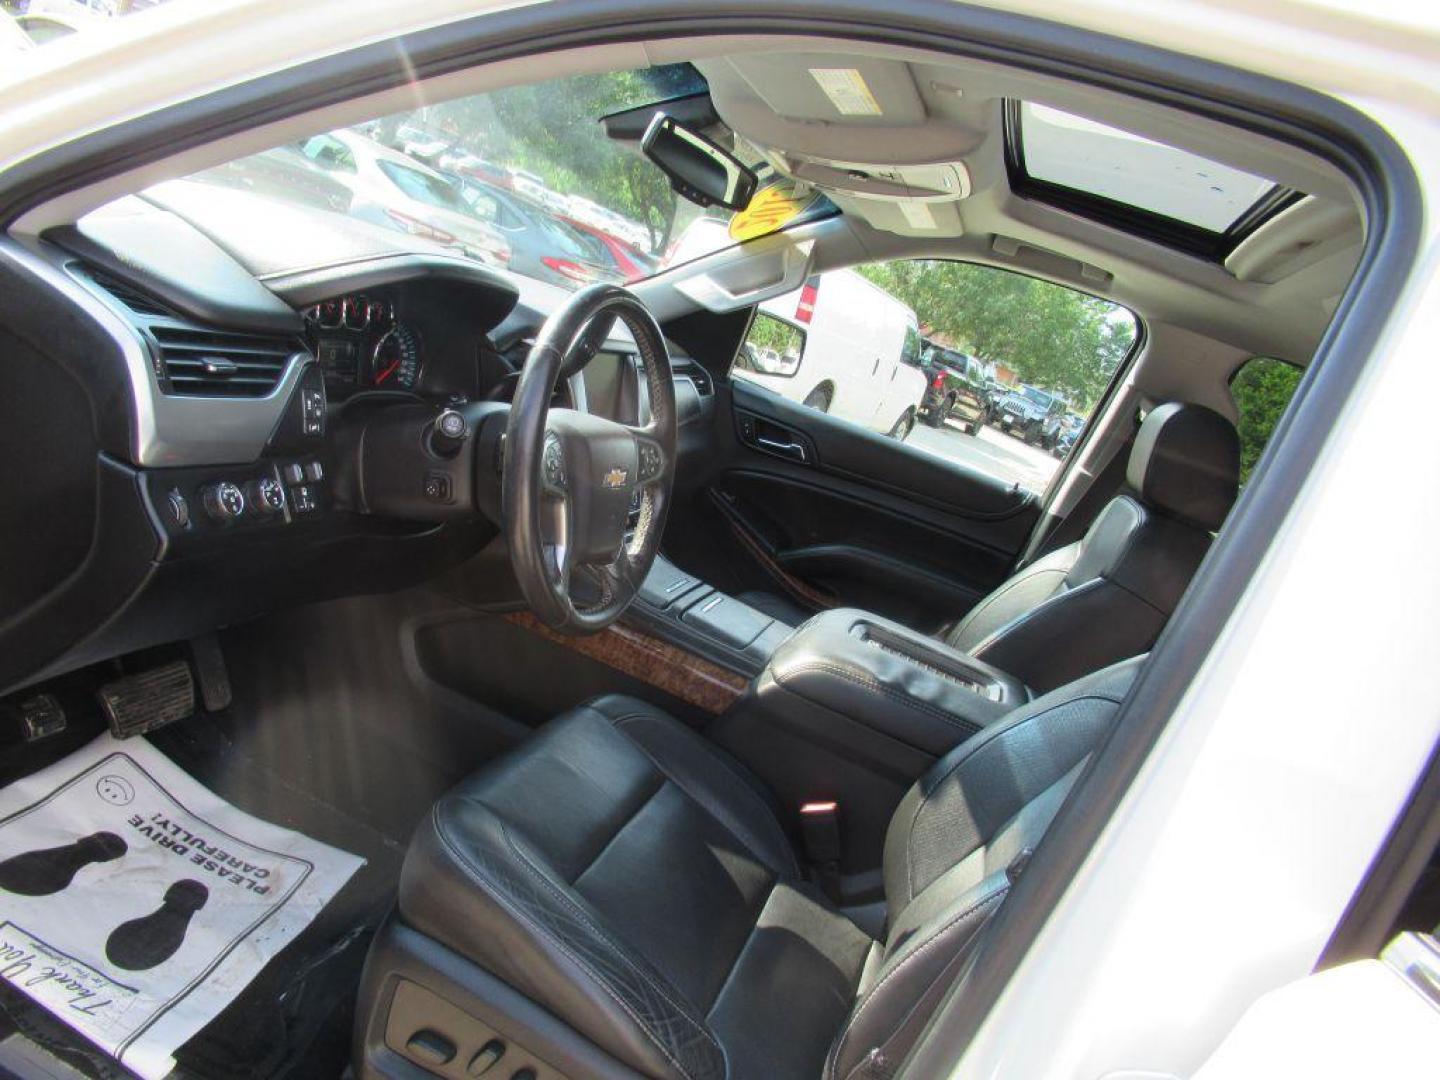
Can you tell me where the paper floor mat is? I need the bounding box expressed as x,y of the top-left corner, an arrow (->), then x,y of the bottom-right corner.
0,733 -> 364,1079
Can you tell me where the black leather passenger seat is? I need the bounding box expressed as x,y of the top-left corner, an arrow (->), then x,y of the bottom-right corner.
741,401 -> 1240,692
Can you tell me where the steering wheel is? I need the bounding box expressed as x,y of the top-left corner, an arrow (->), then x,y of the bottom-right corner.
503,283 -> 677,633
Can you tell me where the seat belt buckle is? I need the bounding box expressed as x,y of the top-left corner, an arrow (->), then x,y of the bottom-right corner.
799,800 -> 842,896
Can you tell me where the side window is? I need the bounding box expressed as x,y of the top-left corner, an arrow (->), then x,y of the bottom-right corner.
462,188 -> 500,222
735,312 -> 806,380
1230,357 -> 1303,486
728,261 -> 1136,493
900,324 -> 923,367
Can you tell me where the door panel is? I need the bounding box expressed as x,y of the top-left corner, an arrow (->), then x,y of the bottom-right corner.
666,379 -> 1040,631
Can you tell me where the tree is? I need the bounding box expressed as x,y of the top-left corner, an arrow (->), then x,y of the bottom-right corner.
1230,357 -> 1302,485
420,71 -> 683,252
856,261 -> 1134,414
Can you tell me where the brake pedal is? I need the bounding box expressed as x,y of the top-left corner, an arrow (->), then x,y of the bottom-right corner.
98,661 -> 195,739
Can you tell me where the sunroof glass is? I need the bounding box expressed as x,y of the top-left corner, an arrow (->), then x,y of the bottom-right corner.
1019,103 -> 1276,233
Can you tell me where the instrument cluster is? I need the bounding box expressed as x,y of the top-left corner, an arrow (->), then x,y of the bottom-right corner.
303,294 -> 423,394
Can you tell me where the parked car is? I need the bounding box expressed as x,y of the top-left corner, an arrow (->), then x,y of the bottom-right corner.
439,151 -> 514,189
0,10 -> 34,51
994,383 -> 1067,444
446,174 -> 619,287
917,342 -> 992,434
191,144 -> 353,213
557,213 -> 658,281
739,270 -> 928,439
1046,410 -> 1086,456
298,130 -> 510,267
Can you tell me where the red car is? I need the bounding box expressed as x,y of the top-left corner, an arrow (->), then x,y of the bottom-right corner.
557,215 -> 658,282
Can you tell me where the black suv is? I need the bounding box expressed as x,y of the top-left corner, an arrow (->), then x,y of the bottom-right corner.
917,343 -> 992,435
994,384 -> 1067,445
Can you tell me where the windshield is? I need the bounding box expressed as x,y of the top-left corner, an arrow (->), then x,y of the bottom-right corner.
182,64 -> 835,290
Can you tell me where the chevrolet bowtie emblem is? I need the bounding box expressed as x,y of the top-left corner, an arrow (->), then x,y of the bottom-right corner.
602,467 -> 629,489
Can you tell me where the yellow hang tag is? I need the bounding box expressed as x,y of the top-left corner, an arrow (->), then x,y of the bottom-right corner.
728,181 -> 822,242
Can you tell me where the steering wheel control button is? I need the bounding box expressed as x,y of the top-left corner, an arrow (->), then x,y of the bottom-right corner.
165,488 -> 190,530
245,477 -> 286,516
541,437 -> 566,493
303,459 -> 324,482
423,471 -> 453,503
638,441 -> 663,481
404,1029 -> 455,1068
201,481 -> 245,523
282,462 -> 304,485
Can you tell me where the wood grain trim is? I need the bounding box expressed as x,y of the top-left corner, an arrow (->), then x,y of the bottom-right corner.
505,610 -> 746,714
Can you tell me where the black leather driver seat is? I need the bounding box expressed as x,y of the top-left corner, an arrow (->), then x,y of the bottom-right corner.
356,660 -> 1141,1080
743,401 -> 1239,692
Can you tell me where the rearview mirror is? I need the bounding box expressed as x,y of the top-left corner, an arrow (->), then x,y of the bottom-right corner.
642,113 -> 758,212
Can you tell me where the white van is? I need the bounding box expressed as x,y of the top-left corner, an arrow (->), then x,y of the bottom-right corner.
734,269 -> 928,439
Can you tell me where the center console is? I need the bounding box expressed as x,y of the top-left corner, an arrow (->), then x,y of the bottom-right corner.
627,557 -> 1033,899
706,607 -> 1030,899
756,608 -> 1028,755
625,555 -> 793,677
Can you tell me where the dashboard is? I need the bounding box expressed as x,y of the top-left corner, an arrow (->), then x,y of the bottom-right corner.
0,183 -> 717,696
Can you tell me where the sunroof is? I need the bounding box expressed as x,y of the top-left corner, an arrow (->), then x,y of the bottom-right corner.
1016,102 -> 1277,234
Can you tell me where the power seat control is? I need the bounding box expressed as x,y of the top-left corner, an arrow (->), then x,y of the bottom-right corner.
245,477 -> 286,516
201,481 -> 245,523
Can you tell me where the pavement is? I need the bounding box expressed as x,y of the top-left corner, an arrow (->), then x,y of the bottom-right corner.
907,416 -> 1062,494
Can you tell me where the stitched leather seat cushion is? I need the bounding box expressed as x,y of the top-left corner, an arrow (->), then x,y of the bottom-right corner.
398,695 -> 876,1080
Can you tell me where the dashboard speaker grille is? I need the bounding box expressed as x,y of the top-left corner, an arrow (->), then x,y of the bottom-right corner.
150,325 -> 299,398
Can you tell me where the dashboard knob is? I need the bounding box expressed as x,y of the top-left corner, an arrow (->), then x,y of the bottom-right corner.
245,477 -> 285,516
201,481 -> 245,523
430,409 -> 469,457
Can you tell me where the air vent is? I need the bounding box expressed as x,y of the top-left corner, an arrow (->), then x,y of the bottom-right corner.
85,267 -> 177,319
150,325 -> 299,398
676,361 -> 712,395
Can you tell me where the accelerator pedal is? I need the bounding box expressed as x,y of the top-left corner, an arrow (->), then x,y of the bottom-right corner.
98,660 -> 195,739
189,633 -> 232,712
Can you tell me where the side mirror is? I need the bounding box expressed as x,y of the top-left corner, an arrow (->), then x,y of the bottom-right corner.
642,113 -> 758,211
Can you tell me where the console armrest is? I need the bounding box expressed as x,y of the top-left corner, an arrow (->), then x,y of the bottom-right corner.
763,608 -> 1028,755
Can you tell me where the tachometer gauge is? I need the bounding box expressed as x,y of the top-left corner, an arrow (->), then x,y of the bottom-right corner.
370,323 -> 422,390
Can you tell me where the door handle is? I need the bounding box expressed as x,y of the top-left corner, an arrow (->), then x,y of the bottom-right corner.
755,436 -> 809,463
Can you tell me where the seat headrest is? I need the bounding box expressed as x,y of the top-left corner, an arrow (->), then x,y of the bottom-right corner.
1126,402 -> 1240,530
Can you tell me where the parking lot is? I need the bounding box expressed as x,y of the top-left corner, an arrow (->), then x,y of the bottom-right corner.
908,416 -> 1063,494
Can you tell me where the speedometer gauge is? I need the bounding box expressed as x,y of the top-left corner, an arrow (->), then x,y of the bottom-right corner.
370,323 -> 422,390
